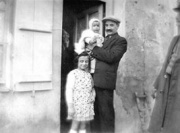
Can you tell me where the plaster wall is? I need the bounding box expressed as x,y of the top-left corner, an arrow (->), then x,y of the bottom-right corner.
0,0 -> 62,133
0,92 -> 60,133
114,0 -> 177,132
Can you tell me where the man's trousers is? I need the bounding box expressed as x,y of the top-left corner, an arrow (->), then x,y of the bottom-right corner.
91,86 -> 115,133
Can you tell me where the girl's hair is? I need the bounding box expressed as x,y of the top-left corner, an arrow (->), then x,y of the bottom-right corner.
74,51 -> 91,70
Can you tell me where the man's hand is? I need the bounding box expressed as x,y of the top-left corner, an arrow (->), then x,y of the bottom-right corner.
165,65 -> 172,74
86,42 -> 96,50
89,36 -> 97,44
151,89 -> 157,99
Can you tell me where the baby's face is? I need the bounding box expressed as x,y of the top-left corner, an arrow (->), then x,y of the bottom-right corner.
92,21 -> 100,33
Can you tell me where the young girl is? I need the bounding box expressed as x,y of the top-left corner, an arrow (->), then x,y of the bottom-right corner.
65,51 -> 95,133
74,18 -> 104,74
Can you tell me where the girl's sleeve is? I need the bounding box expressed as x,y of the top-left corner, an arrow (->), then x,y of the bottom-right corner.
65,71 -> 75,106
91,76 -> 96,101
91,75 -> 94,87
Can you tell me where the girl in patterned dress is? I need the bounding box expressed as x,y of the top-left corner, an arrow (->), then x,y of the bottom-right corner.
65,51 -> 95,133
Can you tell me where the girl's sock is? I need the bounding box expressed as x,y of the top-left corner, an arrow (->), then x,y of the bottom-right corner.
69,129 -> 77,133
79,129 -> 86,133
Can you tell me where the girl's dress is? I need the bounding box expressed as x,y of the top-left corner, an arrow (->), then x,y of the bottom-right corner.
66,69 -> 95,121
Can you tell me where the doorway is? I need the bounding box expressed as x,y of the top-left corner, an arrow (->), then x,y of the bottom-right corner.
61,0 -> 105,132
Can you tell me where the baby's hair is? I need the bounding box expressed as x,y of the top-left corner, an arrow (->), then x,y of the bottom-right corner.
74,51 -> 91,70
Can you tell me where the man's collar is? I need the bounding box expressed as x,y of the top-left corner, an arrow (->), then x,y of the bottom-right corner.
105,32 -> 118,38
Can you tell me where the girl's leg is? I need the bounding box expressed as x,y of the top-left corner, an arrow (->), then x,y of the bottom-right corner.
79,121 -> 87,133
69,120 -> 80,133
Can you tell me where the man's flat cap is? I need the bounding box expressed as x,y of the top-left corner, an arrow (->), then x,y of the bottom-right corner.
102,16 -> 121,24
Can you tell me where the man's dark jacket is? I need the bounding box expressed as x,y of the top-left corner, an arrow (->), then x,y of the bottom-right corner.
148,35 -> 180,133
91,33 -> 127,90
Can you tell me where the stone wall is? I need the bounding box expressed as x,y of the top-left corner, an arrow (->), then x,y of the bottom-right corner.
115,0 -> 178,133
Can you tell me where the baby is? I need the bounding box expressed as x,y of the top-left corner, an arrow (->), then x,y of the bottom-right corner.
74,18 -> 104,73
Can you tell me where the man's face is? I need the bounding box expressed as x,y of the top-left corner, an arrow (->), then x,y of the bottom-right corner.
105,20 -> 119,36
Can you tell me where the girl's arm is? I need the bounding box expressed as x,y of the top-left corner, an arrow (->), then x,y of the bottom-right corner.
65,71 -> 75,118
91,76 -> 96,102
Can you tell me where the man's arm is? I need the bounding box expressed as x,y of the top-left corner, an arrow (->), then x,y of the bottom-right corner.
91,38 -> 127,64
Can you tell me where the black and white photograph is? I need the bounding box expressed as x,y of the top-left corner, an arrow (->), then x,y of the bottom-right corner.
0,0 -> 180,133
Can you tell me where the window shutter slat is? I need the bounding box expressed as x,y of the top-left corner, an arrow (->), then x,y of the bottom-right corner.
13,0 -> 53,91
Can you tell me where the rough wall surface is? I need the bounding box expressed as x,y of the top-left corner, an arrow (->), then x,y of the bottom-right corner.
0,92 -> 60,133
115,0 -> 177,133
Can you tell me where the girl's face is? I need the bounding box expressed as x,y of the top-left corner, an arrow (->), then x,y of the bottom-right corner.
92,21 -> 100,33
78,56 -> 89,71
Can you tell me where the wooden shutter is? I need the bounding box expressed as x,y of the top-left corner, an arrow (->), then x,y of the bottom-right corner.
0,43 -> 6,84
13,0 -> 53,91
0,0 -> 8,90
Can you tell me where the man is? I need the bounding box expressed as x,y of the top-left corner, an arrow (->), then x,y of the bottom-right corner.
88,16 -> 127,133
148,3 -> 180,133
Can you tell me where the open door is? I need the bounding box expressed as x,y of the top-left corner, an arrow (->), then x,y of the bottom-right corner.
61,1 -> 105,132
75,4 -> 104,42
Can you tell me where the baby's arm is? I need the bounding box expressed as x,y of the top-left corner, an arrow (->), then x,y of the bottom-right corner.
84,36 -> 98,51
96,35 -> 104,47
84,36 -> 97,45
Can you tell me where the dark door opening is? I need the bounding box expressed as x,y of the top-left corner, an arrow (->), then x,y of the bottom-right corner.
61,0 -> 105,132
